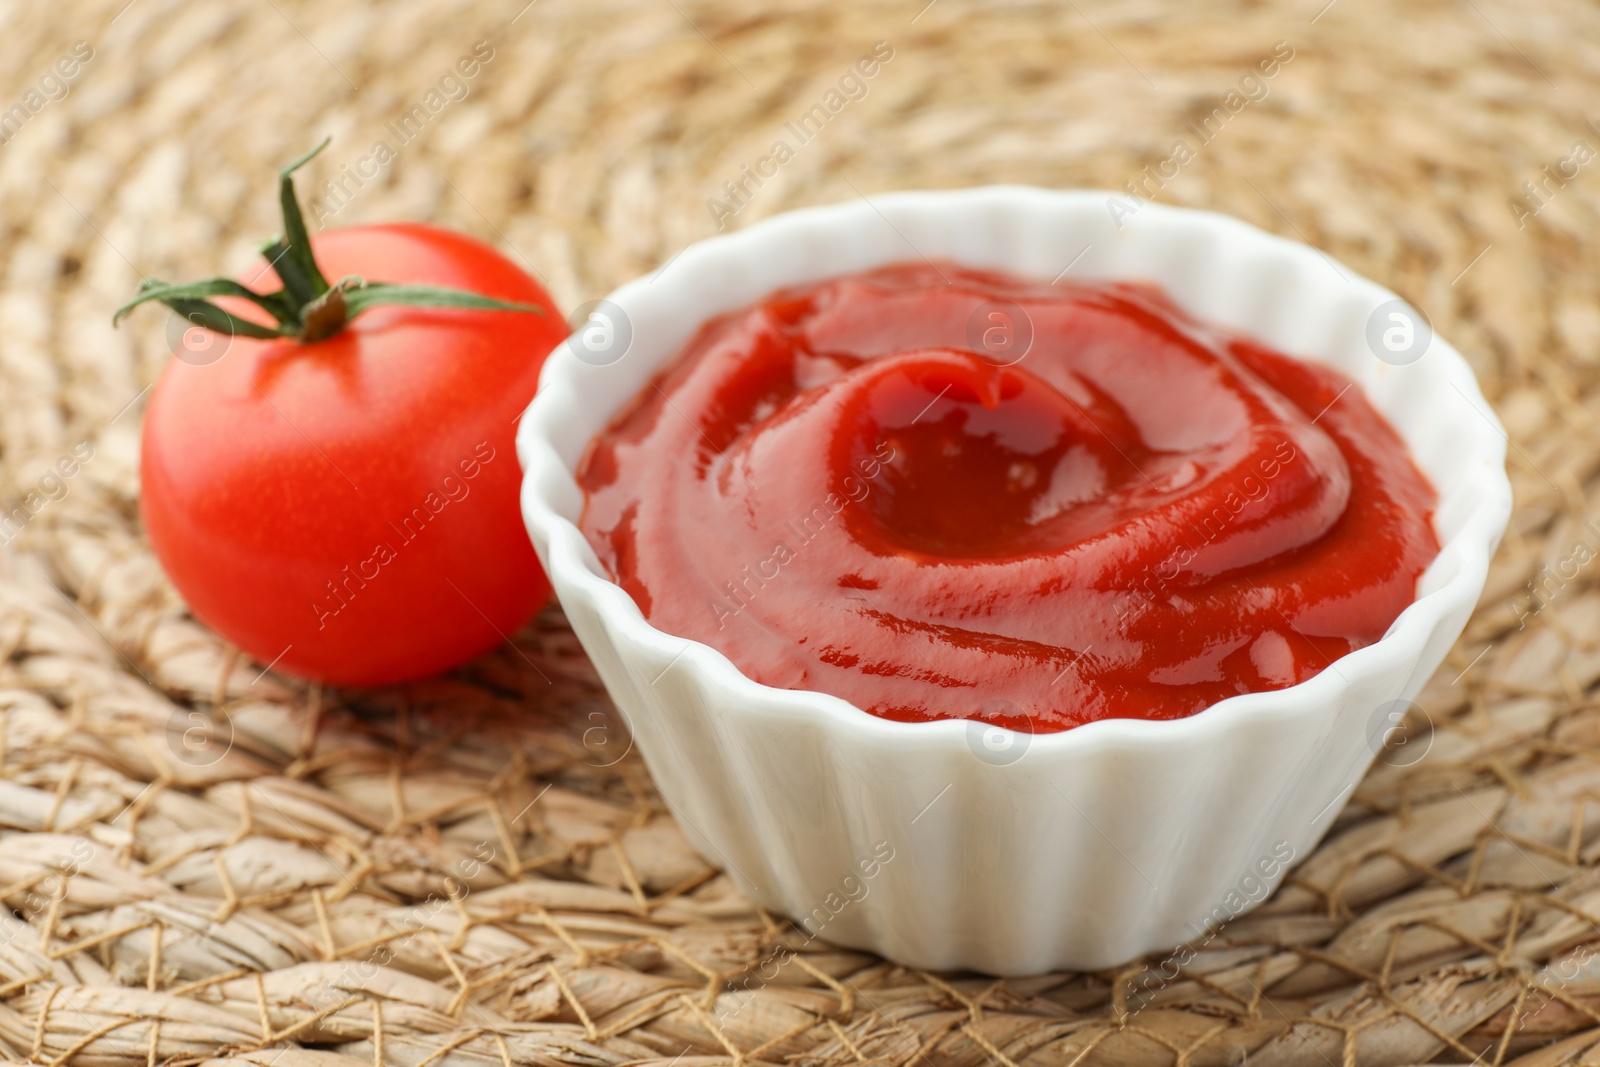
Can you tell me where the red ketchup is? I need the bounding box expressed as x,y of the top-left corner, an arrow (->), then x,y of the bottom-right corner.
578,264 -> 1438,731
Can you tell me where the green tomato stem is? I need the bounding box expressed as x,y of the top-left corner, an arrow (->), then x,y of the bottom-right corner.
111,138 -> 544,343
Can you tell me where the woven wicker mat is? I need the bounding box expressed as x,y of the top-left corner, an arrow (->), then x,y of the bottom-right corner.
0,0 -> 1595,1064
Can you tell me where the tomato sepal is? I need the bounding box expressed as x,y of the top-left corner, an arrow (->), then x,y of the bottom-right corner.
112,138 -> 548,345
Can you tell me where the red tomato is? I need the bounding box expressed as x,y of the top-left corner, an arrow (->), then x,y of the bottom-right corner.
140,223 -> 565,685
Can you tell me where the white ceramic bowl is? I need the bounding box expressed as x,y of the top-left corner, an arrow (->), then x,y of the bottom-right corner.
516,187 -> 1512,975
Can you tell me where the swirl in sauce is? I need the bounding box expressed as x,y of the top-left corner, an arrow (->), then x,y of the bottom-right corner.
579,264 -> 1438,730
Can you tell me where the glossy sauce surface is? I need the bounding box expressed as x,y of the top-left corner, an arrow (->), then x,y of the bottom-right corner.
579,264 -> 1438,730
